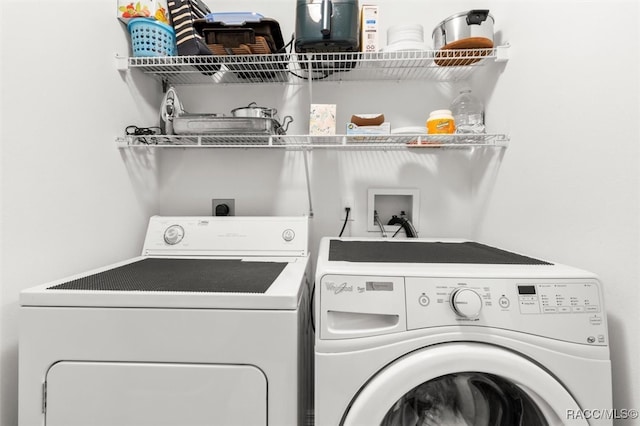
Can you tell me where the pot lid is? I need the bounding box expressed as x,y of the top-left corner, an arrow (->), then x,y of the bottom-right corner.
432,9 -> 494,35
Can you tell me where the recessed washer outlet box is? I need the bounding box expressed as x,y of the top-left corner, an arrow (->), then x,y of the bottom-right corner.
367,188 -> 419,234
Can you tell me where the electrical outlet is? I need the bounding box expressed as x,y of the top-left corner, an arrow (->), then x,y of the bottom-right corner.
212,199 -> 235,216
340,197 -> 354,221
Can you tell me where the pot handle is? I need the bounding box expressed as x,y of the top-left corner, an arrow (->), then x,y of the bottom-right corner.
466,10 -> 489,26
281,116 -> 294,133
321,0 -> 332,36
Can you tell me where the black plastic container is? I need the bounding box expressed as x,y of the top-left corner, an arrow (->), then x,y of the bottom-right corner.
294,0 -> 359,53
193,14 -> 288,81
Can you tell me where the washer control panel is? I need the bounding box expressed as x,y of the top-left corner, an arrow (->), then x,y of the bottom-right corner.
318,275 -> 607,345
403,277 -> 606,346
517,283 -> 600,314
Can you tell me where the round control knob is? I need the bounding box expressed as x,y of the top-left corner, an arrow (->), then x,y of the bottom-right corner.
282,229 -> 295,242
450,288 -> 483,318
163,225 -> 184,245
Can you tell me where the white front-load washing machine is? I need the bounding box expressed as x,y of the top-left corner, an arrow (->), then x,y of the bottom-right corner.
19,216 -> 312,426
314,238 -> 613,426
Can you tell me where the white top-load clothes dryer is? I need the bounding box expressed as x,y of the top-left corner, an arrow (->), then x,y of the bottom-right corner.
19,216 -> 313,426
314,237 -> 613,426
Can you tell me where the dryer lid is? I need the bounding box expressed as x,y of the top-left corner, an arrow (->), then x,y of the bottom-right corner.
20,255 -> 309,310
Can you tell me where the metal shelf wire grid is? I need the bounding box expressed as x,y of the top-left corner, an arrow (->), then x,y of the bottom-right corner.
126,47 -> 507,84
116,134 -> 509,149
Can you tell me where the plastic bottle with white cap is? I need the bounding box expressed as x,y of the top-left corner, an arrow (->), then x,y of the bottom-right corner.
450,88 -> 485,134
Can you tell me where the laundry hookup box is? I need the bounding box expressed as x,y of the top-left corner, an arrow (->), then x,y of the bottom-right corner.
117,0 -> 170,25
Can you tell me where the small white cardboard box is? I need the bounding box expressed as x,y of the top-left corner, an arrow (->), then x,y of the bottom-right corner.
309,104 -> 337,136
346,122 -> 391,135
361,5 -> 379,53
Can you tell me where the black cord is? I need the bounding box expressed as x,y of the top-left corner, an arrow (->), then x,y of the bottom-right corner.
276,33 -> 294,54
309,278 -> 316,333
338,207 -> 351,237
391,226 -> 403,238
286,33 -> 334,81
125,125 -> 162,145
125,125 -> 160,136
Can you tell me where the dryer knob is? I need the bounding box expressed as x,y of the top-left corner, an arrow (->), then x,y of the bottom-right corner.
163,224 -> 185,245
450,288 -> 483,318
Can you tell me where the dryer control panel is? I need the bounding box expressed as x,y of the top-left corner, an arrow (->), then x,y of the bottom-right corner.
142,216 -> 309,257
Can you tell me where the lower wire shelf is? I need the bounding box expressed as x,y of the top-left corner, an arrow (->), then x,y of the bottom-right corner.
115,134 -> 509,149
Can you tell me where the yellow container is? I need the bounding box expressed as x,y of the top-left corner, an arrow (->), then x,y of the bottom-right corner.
427,109 -> 455,134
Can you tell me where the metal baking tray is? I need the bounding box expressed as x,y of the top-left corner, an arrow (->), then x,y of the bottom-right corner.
173,115 -> 286,135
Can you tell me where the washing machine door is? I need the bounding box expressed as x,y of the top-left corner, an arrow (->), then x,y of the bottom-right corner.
343,343 -> 587,426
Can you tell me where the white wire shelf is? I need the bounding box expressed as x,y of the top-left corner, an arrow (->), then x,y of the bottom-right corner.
121,46 -> 509,85
116,133 -> 509,149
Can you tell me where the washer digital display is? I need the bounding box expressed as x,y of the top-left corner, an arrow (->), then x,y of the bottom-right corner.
517,285 -> 536,295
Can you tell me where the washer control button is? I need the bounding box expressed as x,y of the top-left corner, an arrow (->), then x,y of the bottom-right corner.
498,296 -> 510,308
418,294 -> 430,307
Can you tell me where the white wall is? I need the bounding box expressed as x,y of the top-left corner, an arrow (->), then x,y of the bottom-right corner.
1,0 -> 638,424
1,1 -> 161,425
479,0 -> 640,418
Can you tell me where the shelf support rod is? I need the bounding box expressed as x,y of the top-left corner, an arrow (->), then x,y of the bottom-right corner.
302,148 -> 314,218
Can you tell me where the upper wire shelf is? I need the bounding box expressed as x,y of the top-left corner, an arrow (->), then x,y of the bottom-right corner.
120,45 -> 509,85
116,133 -> 509,149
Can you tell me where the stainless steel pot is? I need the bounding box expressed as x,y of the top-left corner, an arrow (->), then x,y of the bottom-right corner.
432,10 -> 494,50
231,102 -> 278,119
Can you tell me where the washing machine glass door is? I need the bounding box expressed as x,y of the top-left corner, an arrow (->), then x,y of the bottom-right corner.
343,343 -> 588,426
380,372 -> 549,425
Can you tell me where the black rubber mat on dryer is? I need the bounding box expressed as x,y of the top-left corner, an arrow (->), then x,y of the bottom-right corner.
47,258 -> 287,293
329,240 -> 551,265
